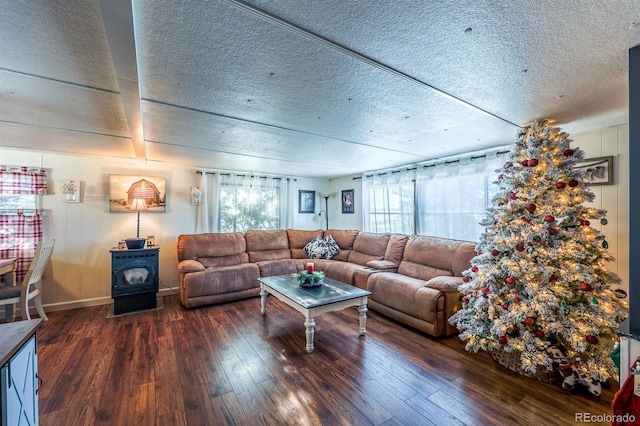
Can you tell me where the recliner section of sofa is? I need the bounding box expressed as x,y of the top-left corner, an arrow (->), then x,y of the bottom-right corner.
176,229 -> 476,337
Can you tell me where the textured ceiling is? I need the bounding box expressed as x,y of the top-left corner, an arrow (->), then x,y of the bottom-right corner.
0,0 -> 638,178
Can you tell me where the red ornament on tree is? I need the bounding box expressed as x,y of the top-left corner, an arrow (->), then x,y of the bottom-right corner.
463,276 -> 470,282
525,203 -> 536,212
580,283 -> 593,291
506,277 -> 516,285
471,266 -> 479,273
498,336 -> 508,345
510,192 -> 517,200
564,149 -> 575,157
516,243 -> 525,252
568,179 -> 579,187
482,287 -> 490,294
549,228 -> 558,235
524,317 -> 535,326
521,160 -> 530,167
556,181 -> 566,189
491,249 -> 500,256
535,329 -> 545,339
581,220 -> 590,226
549,275 -> 558,282
521,216 -> 531,223
586,335 -> 599,345
528,158 -> 539,167
544,215 -> 555,223
502,303 -> 509,310
462,296 -> 469,304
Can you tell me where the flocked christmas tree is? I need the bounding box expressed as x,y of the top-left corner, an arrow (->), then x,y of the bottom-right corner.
449,120 -> 627,383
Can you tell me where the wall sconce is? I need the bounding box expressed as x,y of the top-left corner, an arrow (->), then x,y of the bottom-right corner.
191,187 -> 202,205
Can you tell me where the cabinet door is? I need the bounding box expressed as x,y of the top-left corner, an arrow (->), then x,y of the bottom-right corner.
1,335 -> 38,426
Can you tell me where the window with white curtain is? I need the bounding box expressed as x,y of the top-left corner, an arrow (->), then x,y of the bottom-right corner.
362,169 -> 416,234
198,171 -> 291,233
362,149 -> 508,242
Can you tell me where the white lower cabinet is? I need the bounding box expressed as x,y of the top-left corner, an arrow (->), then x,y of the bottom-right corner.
1,335 -> 38,426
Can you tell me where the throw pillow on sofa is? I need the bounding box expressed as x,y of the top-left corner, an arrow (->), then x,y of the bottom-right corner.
304,234 -> 326,259
324,234 -> 340,259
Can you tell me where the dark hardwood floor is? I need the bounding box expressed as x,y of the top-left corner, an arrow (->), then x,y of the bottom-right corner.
34,293 -> 616,425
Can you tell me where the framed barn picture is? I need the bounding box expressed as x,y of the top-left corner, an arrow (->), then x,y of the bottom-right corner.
109,174 -> 167,212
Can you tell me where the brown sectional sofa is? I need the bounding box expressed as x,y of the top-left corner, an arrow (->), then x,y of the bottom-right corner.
177,229 -> 476,337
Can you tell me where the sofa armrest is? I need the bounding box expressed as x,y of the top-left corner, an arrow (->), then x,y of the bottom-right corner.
366,259 -> 398,272
424,276 -> 463,293
178,259 -> 206,273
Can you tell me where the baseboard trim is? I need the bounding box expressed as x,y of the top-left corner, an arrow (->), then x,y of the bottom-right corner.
0,287 -> 179,319
42,287 -> 179,313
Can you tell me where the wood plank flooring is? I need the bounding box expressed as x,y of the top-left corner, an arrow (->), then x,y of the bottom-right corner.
33,293 -> 617,425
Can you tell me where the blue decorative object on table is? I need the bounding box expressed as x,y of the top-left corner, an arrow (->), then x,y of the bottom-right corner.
295,270 -> 324,287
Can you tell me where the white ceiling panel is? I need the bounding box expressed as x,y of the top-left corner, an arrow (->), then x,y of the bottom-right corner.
0,71 -> 129,138
0,0 -> 119,91
0,121 -> 135,159
145,142 -> 356,178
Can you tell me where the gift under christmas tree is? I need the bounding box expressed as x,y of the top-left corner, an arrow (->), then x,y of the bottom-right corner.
449,120 -> 627,386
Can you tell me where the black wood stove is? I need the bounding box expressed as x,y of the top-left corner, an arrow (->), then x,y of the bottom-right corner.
110,246 -> 159,315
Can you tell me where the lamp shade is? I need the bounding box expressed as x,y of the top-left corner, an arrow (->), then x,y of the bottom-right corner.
129,198 -> 147,211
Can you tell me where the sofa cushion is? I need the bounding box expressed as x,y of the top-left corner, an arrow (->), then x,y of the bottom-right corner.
255,259 -> 299,277
177,232 -> 246,261
245,229 -> 291,262
324,229 -> 358,261
398,235 -> 475,279
348,231 -> 389,265
385,233 -> 409,264
182,263 -> 260,299
367,273 -> 443,323
287,229 -> 324,258
199,253 -> 249,268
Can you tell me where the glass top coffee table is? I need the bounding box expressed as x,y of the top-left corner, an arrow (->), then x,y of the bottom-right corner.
258,274 -> 372,353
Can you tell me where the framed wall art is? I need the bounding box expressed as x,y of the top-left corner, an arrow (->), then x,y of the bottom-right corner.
342,189 -> 354,214
299,190 -> 315,214
573,156 -> 614,186
60,180 -> 81,203
109,174 -> 167,212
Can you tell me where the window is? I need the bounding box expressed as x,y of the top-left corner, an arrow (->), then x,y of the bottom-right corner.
362,149 -> 507,242
367,183 -> 415,234
218,182 -> 281,232
0,167 -> 47,281
0,194 -> 37,210
417,173 -> 491,241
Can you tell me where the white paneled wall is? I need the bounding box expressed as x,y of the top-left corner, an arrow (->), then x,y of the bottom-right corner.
572,124 -> 629,294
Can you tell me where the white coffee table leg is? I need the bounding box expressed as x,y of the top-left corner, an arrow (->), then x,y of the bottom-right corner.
260,287 -> 268,315
304,317 -> 316,353
358,303 -> 368,336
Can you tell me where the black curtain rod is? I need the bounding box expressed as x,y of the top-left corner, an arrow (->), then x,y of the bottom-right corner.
196,170 -> 288,180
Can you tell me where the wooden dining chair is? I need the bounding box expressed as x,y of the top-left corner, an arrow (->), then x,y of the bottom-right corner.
0,239 -> 55,322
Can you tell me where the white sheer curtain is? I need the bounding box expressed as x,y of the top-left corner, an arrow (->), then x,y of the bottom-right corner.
199,171 -> 291,233
415,149 -> 507,241
362,168 -> 416,234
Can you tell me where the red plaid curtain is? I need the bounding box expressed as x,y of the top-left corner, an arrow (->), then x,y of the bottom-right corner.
0,212 -> 43,282
0,166 -> 47,283
0,167 -> 47,194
